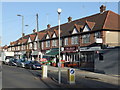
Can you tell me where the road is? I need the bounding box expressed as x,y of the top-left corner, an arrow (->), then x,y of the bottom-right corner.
2,64 -> 119,89
2,65 -> 61,88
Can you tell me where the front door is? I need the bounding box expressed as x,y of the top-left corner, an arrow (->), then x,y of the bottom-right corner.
80,51 -> 94,71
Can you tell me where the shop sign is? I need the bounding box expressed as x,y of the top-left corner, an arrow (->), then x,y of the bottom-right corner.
64,47 -> 77,51
79,46 -> 101,51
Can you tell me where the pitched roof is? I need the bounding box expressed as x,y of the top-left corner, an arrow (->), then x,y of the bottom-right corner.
37,32 -> 46,40
102,10 -> 120,30
9,10 -> 120,45
85,20 -> 95,30
29,34 -> 36,42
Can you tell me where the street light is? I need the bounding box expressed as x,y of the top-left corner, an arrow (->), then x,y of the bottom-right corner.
17,14 -> 24,58
17,14 -> 24,37
57,8 -> 62,84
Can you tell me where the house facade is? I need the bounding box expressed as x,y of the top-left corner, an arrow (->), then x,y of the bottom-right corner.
3,5 -> 120,74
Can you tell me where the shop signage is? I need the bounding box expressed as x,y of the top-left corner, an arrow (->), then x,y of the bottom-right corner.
79,46 -> 101,51
64,47 -> 77,51
95,38 -> 103,43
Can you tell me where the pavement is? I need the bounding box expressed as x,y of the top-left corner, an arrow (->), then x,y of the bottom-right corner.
47,65 -> 120,86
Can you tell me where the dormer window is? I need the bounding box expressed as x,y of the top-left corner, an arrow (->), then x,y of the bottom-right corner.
46,34 -> 50,39
28,37 -> 32,43
72,28 -> 78,34
83,25 -> 90,32
52,33 -> 56,38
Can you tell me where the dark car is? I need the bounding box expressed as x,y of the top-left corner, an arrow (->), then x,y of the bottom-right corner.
25,61 -> 42,70
8,58 -> 17,66
16,59 -> 25,67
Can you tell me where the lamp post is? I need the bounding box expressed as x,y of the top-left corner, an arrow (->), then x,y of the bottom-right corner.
57,8 -> 62,84
17,14 -> 24,58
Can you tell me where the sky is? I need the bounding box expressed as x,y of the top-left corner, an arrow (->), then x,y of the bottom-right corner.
0,1 -> 119,46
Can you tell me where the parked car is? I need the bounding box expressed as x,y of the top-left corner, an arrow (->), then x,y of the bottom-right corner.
20,60 -> 28,68
8,58 -> 17,66
25,61 -> 42,70
4,58 -> 13,65
16,59 -> 26,67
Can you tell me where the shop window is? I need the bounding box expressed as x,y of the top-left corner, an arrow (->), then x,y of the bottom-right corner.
99,53 -> 104,61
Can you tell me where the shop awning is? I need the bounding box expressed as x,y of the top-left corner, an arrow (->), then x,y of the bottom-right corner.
45,50 -> 59,56
31,51 -> 41,55
62,50 -> 78,53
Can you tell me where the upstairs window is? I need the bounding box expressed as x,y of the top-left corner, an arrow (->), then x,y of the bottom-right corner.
64,38 -> 68,45
82,34 -> 90,44
46,41 -> 50,47
34,42 -> 37,50
71,36 -> 78,45
52,40 -> 57,47
29,43 -> 32,49
41,42 -> 44,49
95,32 -> 101,38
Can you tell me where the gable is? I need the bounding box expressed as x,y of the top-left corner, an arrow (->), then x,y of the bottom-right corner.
83,25 -> 91,32
28,37 -> 32,43
46,34 -> 50,39
35,35 -> 38,41
52,33 -> 56,38
72,28 -> 78,34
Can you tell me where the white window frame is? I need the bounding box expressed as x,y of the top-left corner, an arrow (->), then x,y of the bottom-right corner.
46,41 -> 50,47
71,36 -> 78,45
52,40 -> 57,47
82,34 -> 90,44
41,42 -> 44,49
34,42 -> 37,50
64,38 -> 68,45
29,43 -> 32,49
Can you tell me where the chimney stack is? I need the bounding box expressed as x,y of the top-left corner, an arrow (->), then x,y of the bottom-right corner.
22,33 -> 25,37
68,16 -> 72,23
100,5 -> 106,13
47,24 -> 51,29
33,29 -> 36,33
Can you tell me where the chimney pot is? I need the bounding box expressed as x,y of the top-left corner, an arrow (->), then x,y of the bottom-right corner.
100,5 -> 106,13
33,29 -> 36,33
47,24 -> 51,29
22,33 -> 25,37
68,16 -> 72,22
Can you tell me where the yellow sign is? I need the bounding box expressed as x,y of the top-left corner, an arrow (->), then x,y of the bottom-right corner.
70,75 -> 75,81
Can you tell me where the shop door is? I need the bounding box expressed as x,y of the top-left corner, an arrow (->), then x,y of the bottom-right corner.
80,52 -> 94,71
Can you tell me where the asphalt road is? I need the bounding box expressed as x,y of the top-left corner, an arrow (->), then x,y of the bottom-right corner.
2,65 -> 61,88
2,64 -> 119,89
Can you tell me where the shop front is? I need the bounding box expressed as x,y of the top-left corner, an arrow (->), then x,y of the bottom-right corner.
62,46 -> 80,67
78,46 -> 102,71
31,50 -> 42,61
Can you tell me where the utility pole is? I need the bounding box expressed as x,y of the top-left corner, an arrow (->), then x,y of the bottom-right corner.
36,13 -> 39,61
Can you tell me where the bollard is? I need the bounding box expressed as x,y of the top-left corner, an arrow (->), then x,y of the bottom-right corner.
68,68 -> 75,84
42,65 -> 48,79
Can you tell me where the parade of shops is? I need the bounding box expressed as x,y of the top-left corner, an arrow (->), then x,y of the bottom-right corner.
2,5 -> 120,74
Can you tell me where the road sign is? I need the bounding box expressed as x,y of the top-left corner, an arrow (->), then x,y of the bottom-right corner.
68,69 -> 75,84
